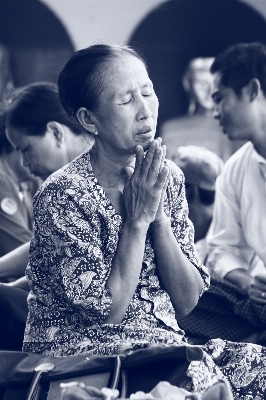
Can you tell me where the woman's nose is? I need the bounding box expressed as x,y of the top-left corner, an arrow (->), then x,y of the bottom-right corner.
22,153 -> 30,167
138,97 -> 153,120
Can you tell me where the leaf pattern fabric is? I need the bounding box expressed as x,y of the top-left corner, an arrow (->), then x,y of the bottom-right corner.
22,148 -> 266,398
23,149 -> 208,357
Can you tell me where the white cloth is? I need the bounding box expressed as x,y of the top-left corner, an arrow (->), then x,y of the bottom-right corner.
195,238 -> 208,265
206,142 -> 266,279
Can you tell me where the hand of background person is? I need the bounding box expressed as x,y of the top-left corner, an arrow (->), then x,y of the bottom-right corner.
123,139 -> 169,226
249,273 -> 266,304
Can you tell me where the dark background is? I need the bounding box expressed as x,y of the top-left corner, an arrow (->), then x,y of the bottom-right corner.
129,0 -> 266,135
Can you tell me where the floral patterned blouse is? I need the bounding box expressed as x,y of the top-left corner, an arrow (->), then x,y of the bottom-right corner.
23,148 -> 210,357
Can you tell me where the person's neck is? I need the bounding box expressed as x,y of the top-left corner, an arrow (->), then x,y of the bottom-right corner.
253,136 -> 266,160
90,141 -> 135,189
68,134 -> 94,161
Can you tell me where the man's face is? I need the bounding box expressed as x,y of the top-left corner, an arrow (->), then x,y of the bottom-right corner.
212,72 -> 256,141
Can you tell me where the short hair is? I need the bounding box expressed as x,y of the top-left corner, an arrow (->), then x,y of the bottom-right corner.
2,82 -> 83,137
58,43 -> 146,121
211,42 -> 266,96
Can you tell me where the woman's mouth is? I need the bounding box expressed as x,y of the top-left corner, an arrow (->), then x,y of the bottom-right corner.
138,126 -> 152,135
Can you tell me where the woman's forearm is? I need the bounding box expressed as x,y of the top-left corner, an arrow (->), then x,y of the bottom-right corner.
105,219 -> 149,324
0,241 -> 30,281
151,217 -> 203,317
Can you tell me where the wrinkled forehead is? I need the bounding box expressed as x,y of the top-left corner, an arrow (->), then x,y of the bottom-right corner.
97,53 -> 149,100
101,52 -> 147,82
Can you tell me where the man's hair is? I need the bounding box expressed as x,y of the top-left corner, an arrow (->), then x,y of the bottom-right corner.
211,42 -> 266,96
1,82 -> 83,137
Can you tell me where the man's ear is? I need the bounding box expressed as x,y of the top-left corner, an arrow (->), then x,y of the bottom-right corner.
46,121 -> 64,146
248,78 -> 261,101
76,108 -> 97,134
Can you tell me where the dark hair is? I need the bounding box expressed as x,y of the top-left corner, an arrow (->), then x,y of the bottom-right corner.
58,43 -> 146,121
0,114 -> 13,155
2,82 -> 83,137
211,42 -> 266,96
185,183 -> 215,206
198,188 -> 215,205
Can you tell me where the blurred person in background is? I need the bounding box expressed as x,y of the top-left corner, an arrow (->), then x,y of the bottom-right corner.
0,44 -> 36,257
160,57 -> 242,161
173,144 -> 266,345
172,145 -> 224,264
207,42 -> 266,303
0,81 -> 93,282
0,121 -> 34,257
0,81 -> 93,350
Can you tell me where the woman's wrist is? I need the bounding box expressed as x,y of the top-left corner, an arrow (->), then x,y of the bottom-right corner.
124,217 -> 150,234
151,213 -> 171,230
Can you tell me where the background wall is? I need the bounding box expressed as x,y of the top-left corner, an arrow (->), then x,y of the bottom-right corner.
40,0 -> 266,50
40,0 -> 169,51
39,0 -> 266,133
2,0 -> 266,134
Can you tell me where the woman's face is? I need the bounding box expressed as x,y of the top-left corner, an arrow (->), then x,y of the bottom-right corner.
92,53 -> 159,155
6,125 -> 68,181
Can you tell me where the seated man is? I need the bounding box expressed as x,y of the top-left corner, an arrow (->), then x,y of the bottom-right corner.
207,42 -> 266,303
172,145 -> 266,344
172,145 -> 224,264
160,57 -> 243,162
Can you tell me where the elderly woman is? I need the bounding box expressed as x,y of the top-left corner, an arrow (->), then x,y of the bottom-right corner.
22,44 -> 266,398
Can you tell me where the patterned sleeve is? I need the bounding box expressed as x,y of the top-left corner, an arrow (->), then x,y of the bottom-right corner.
166,160 -> 210,294
27,177 -> 113,325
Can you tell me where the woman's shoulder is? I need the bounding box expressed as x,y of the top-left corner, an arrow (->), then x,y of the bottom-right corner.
34,149 -> 93,202
165,158 -> 185,183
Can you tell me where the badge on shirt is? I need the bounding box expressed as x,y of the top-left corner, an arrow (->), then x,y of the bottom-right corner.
1,197 -> 18,215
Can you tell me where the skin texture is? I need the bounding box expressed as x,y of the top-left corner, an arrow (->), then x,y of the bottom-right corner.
76,53 -> 203,321
0,123 -> 90,285
6,122 -> 90,181
212,71 -> 266,303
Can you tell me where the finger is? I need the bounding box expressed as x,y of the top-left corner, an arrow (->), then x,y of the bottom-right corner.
159,144 -> 166,173
141,140 -> 160,178
251,279 -> 266,292
254,274 -> 266,284
134,145 -> 144,177
154,165 -> 169,189
249,287 -> 266,304
147,146 -> 163,180
123,166 -> 134,190
155,136 -> 162,147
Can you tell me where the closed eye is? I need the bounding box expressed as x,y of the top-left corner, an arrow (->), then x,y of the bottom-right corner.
142,87 -> 153,97
122,98 -> 133,105
21,146 -> 30,155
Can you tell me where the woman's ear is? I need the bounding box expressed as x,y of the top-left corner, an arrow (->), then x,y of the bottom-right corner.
76,108 -> 97,134
46,121 -> 64,146
248,78 -> 261,101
